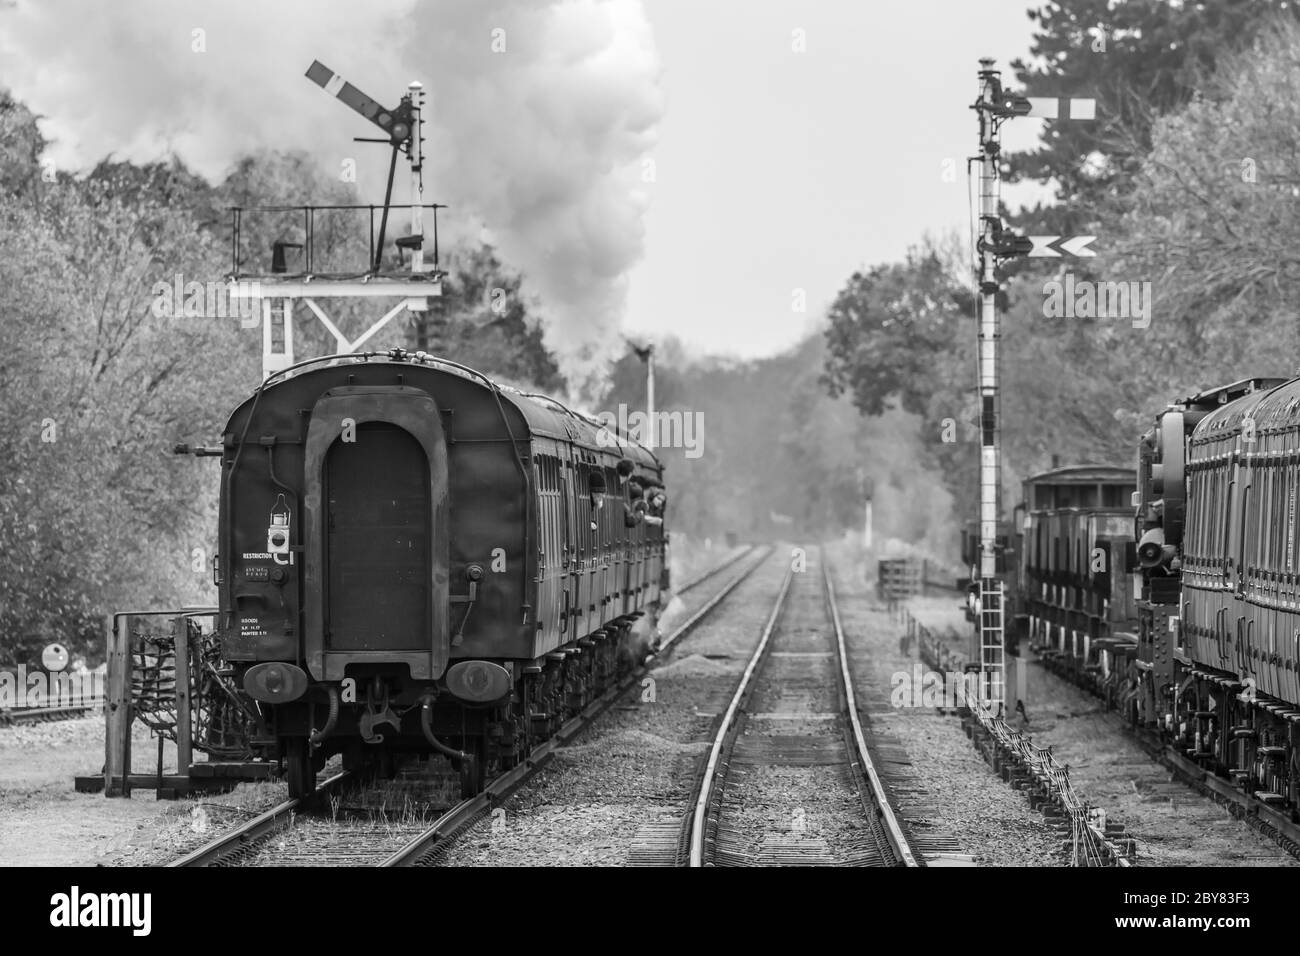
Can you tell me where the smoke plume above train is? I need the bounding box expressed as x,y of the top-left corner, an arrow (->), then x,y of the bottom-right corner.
0,0 -> 664,384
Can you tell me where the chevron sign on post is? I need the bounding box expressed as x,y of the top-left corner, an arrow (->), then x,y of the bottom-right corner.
1027,235 -> 1097,258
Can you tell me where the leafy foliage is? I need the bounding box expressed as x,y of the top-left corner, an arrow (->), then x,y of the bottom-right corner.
1113,20 -> 1300,389
1006,0 -> 1300,235
0,154 -> 243,664
822,238 -> 973,419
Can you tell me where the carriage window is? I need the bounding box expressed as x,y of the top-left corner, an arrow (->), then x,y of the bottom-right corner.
1217,464 -> 1227,562
1202,467 -> 1211,564
588,468 -> 607,503
1279,464 -> 1290,573
1289,461 -> 1300,574
1258,468 -> 1268,572
1277,464 -> 1288,573
1270,466 -> 1279,573
1259,466 -> 1270,571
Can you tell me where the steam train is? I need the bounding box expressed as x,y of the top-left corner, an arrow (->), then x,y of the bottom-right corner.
211,348 -> 667,798
1009,377 -> 1300,822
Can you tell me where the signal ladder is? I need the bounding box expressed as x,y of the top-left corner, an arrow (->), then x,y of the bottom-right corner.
978,577 -> 1005,716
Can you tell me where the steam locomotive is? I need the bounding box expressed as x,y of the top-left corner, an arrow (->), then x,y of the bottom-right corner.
1014,377 -> 1300,821
209,348 -> 667,798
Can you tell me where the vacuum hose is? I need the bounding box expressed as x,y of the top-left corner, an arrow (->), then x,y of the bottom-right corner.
308,685 -> 340,746
420,699 -> 471,766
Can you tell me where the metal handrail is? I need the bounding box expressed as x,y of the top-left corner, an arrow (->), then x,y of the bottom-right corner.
229,203 -> 445,278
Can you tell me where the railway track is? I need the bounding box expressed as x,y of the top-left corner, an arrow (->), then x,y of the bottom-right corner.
172,545 -> 772,867
685,547 -> 918,867
675,544 -> 756,596
0,699 -> 103,726
170,771 -> 355,866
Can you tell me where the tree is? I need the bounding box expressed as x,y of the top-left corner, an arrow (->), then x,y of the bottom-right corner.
0,90 -> 47,204
0,156 -> 249,664
1005,0 -> 1300,236
1111,17 -> 1300,393
822,237 -> 974,418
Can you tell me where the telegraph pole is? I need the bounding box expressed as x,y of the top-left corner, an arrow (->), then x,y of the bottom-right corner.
408,80 -> 425,275
970,59 -> 1096,716
645,344 -> 655,451
408,79 -> 435,351
630,342 -> 656,450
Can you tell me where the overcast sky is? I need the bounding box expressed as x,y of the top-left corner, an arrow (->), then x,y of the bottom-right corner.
624,0 -> 1050,358
0,0 -> 1055,369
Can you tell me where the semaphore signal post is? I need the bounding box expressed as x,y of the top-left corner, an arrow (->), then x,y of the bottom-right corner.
227,61 -> 445,381
970,58 -> 1095,717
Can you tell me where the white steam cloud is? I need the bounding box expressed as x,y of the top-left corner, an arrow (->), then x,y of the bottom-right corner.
0,0 -> 663,385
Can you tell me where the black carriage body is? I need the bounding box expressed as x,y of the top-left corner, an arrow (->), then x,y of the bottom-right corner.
1122,377 -> 1300,814
1182,377 -> 1300,707
1019,466 -> 1138,640
216,356 -> 665,695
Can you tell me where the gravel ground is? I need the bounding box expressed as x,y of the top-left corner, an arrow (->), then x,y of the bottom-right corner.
0,710 -> 469,867
0,715 -> 288,866
111,780 -> 293,866
439,547 -> 786,866
1022,659 -> 1299,867
825,538 -> 1067,866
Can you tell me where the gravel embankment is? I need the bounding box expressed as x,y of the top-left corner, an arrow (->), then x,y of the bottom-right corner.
0,715 -> 288,866
825,538 -> 1067,866
1022,660 -> 1299,867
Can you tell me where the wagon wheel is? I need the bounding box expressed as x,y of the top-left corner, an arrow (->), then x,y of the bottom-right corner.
459,737 -> 486,799
283,737 -> 316,799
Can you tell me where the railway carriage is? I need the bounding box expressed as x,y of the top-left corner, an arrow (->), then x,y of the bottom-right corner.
1020,466 -> 1138,698
214,348 -> 667,797
993,380 -> 1300,819
1135,376 -> 1300,814
963,469 -> 1137,694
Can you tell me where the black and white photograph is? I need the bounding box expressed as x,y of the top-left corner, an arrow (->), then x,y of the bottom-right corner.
0,0 -> 1295,934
